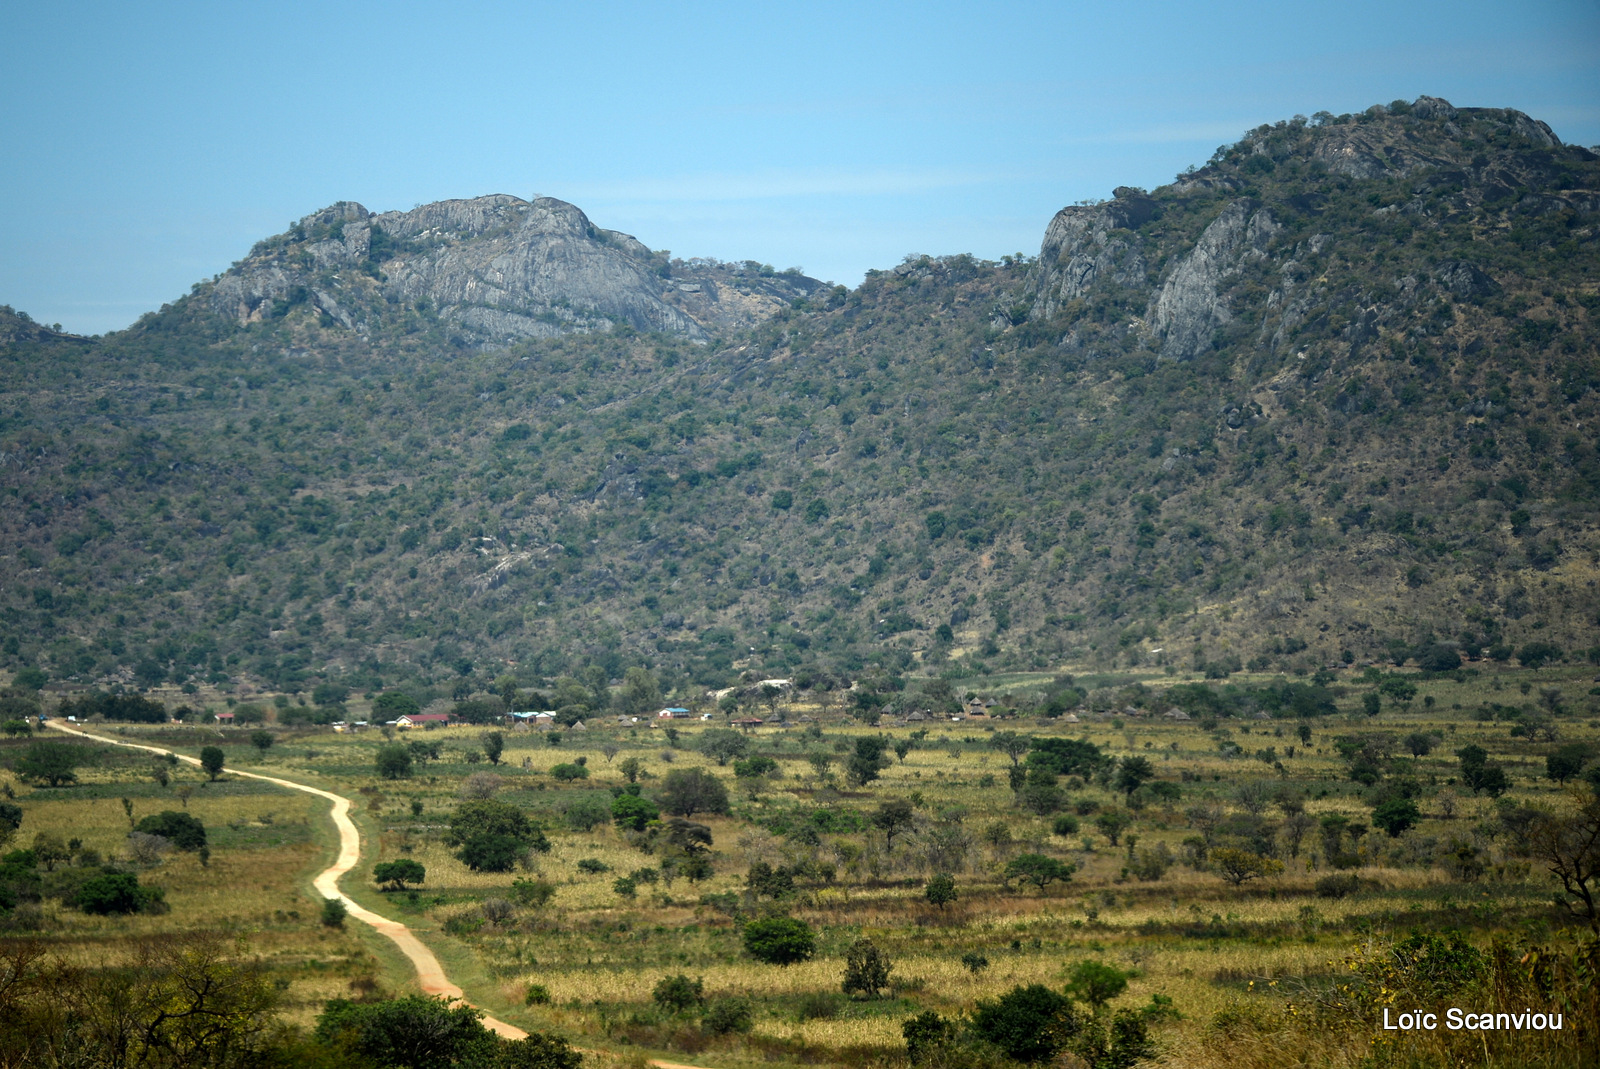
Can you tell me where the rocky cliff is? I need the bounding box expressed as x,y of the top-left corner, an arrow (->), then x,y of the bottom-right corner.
210,194 -> 825,346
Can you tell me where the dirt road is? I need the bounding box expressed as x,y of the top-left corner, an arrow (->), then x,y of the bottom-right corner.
43,721 -> 528,1038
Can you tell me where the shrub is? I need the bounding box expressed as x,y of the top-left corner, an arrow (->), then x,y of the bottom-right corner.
701,998 -> 754,1035
971,983 -> 1078,1062
903,1010 -> 958,1065
524,983 -> 552,1006
1003,853 -> 1077,892
611,792 -> 659,831
456,834 -> 525,873
321,897 -> 347,927
653,973 -> 704,1013
375,743 -> 412,779
74,872 -> 161,915
1315,873 -> 1361,898
924,872 -> 957,908
842,937 -> 893,997
374,859 -> 426,890
1130,842 -> 1173,881
1211,847 -> 1284,885
743,916 -> 816,964
549,762 -> 588,781
1052,814 -> 1080,837
1064,959 -> 1129,1009
575,858 -> 611,874
134,811 -> 206,852
659,767 -> 730,817
509,878 -> 556,907
562,794 -> 611,831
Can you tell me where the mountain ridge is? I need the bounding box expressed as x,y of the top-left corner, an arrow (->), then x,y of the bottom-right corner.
1,95 -> 1597,706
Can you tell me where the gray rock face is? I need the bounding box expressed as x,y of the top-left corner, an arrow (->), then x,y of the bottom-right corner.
1027,188 -> 1155,319
1151,201 -> 1279,361
210,194 -> 823,344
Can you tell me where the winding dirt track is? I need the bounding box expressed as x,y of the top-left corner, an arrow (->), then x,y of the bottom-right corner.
44,722 -> 528,1038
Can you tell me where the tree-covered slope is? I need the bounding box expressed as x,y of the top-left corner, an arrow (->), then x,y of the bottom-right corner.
1,96 -> 1596,703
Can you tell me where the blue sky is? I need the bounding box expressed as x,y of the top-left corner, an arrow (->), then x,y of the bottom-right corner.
3,0 -> 1596,335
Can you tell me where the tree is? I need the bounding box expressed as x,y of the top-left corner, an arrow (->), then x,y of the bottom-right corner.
1211,846 -> 1284,885
659,767 -> 730,817
1114,756 -> 1154,804
1094,810 -> 1131,846
1362,692 -> 1381,717
842,937 -> 893,998
971,984 -> 1078,1063
871,799 -> 916,854
1372,797 -> 1421,837
199,746 -> 225,782
457,835 -> 525,873
1003,853 -> 1077,892
315,995 -> 495,1069
376,742 -> 413,779
75,872 -> 160,914
1517,641 -> 1562,669
743,916 -> 816,964
847,736 -> 891,786
321,897 -> 347,927
448,799 -> 549,872
1403,732 -> 1436,758
904,1011 -> 958,1066
1064,960 -> 1129,1010
374,859 -> 427,890
618,756 -> 643,783
653,974 -> 704,1013
1458,744 -> 1510,797
611,791 -> 659,831
372,691 -> 421,720
618,667 -> 661,718
16,741 -> 83,787
249,729 -> 273,753
1548,744 -> 1590,784
989,730 -> 1032,767
136,810 -> 207,851
482,731 -> 505,766
1527,791 -> 1600,931
924,873 -> 957,909
698,728 -> 749,766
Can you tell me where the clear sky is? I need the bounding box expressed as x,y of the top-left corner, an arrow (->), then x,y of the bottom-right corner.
3,0 -> 1596,335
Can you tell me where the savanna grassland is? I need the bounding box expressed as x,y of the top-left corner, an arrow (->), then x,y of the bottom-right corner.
5,653 -> 1598,1068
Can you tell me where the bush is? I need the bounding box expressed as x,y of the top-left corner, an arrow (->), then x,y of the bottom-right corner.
321,897 -> 347,927
924,872 -> 957,908
374,859 -> 426,890
73,872 -> 161,915
971,983 -> 1077,1062
611,792 -> 659,831
743,916 -> 816,964
660,767 -> 730,817
1051,814 -> 1080,837
575,858 -> 611,874
1064,959 -> 1129,1009
903,1010 -> 958,1065
562,794 -> 611,831
509,878 -> 556,907
1130,842 -> 1173,881
375,743 -> 412,779
842,937 -> 893,997
701,998 -> 754,1035
653,973 -> 704,1013
524,983 -> 552,1006
549,762 -> 588,781
134,811 -> 206,852
1315,873 -> 1361,898
456,834 -> 525,873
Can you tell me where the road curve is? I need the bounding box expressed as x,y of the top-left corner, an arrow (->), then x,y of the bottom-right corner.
43,721 -> 528,1039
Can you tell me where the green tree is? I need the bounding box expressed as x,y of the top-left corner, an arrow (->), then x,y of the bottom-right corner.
1114,756 -> 1154,804
321,897 -> 347,927
376,742 -> 413,779
903,1011 -> 957,1065
374,859 -> 426,890
971,983 -> 1078,1063
1372,797 -> 1421,837
611,791 -> 660,831
1548,744 -> 1589,784
653,974 -> 704,1013
659,767 -> 730,817
74,872 -> 159,914
482,731 -> 505,766
847,736 -> 891,786
372,691 -> 422,720
315,995 -> 495,1068
135,810 -> 207,851
1094,810 -> 1131,846
249,729 -> 273,753
16,741 -> 83,787
871,799 -> 916,854
199,746 -> 225,782
1211,846 -> 1284,885
989,730 -> 1032,767
618,667 -> 661,718
743,916 -> 816,964
1003,853 -> 1077,892
1064,959 -> 1130,1010
924,872 -> 957,909
842,937 -> 893,998
619,756 -> 643,782
698,728 -> 750,766
1518,641 -> 1563,669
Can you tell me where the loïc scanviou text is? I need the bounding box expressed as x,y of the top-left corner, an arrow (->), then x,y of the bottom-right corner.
1382,1009 -> 1563,1031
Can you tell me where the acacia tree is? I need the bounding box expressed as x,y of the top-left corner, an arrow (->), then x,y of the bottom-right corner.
871,800 -> 916,855
1211,847 -> 1284,886
16,742 -> 83,787
1527,791 -> 1600,931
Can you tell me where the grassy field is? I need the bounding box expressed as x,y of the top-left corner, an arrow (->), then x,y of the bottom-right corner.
4,659 -> 1599,1066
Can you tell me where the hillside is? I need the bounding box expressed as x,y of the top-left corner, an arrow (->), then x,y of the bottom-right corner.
1,96 -> 1597,705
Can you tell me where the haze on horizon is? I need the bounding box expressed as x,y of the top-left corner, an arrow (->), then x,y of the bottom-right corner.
2,0 -> 1596,336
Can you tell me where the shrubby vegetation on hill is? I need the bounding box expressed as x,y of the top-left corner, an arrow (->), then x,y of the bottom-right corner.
0,97 -> 1596,704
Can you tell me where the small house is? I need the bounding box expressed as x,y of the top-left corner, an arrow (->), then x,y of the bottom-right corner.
1163,709 -> 1192,721
731,717 -> 764,730
396,713 -> 451,730
655,707 -> 692,719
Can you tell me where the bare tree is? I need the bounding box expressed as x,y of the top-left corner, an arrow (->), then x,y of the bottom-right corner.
1234,780 -> 1273,816
1527,790 -> 1600,932
1281,811 -> 1315,859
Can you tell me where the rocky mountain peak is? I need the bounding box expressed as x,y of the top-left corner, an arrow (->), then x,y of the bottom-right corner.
207,193 -> 824,346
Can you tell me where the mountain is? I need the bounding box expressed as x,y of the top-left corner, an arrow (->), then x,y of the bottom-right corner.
1,96 -> 1597,707
208,194 -> 826,347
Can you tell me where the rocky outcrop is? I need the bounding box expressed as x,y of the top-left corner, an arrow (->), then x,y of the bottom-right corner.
1151,200 -> 1279,361
1027,187 -> 1155,319
209,194 -> 823,345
